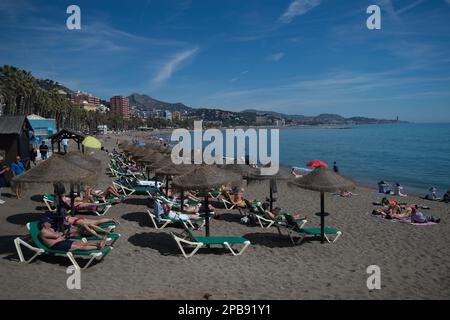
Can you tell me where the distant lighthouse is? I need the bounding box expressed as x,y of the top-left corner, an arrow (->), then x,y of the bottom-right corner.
396,116 -> 399,122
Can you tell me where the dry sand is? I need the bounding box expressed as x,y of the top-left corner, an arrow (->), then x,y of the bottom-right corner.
0,132 -> 449,300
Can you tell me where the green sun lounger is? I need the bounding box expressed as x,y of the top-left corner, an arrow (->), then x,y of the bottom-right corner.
250,201 -> 307,232
14,221 -> 113,269
283,215 -> 342,245
171,228 -> 251,258
43,193 -> 112,216
112,180 -> 159,197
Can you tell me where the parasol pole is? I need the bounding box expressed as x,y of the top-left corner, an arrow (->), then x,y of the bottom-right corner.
204,193 -> 210,238
320,191 -> 325,244
70,184 -> 75,217
165,175 -> 170,197
269,180 -> 273,211
180,190 -> 185,212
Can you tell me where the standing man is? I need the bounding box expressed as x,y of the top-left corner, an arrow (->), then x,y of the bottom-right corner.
10,156 -> 25,199
39,140 -> 49,160
0,155 -> 10,204
62,138 -> 69,154
333,161 -> 339,173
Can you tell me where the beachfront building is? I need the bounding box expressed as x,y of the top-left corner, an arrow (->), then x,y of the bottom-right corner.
255,113 -> 269,125
71,91 -> 101,106
0,115 -> 34,165
172,111 -> 181,121
27,114 -> 57,139
164,110 -> 172,121
110,96 -> 130,119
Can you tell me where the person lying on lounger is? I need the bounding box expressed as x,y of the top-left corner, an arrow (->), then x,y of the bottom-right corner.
39,219 -> 107,251
85,185 -> 122,200
162,203 -> 202,221
63,215 -> 117,238
261,203 -> 306,221
60,196 -> 108,212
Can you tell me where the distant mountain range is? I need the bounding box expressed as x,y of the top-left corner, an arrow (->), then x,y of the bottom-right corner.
127,93 -> 405,124
128,93 -> 191,112
242,109 -> 403,124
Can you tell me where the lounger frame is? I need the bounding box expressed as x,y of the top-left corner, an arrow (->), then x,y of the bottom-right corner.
14,224 -> 113,270
171,232 -> 251,258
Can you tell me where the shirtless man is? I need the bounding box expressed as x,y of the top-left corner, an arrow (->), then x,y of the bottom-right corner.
39,220 -> 107,251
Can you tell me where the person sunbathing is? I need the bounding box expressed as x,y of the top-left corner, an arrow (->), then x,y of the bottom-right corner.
85,185 -> 121,200
339,189 -> 354,197
291,168 -> 303,178
39,220 -> 107,251
63,215 -> 117,238
60,196 -> 110,214
411,207 -> 440,223
441,190 -> 450,203
163,203 -> 202,221
261,203 -> 306,221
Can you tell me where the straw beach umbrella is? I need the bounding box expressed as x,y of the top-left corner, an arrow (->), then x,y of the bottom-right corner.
140,152 -> 170,183
172,165 -> 242,237
155,163 -> 195,197
289,166 -> 355,243
63,151 -> 102,173
13,154 -> 98,230
247,166 -> 292,211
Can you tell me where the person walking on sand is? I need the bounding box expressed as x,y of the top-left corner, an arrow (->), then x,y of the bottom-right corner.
10,156 -> 25,199
0,156 -> 10,204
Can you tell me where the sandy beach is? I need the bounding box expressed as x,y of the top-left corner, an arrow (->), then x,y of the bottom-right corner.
0,132 -> 449,300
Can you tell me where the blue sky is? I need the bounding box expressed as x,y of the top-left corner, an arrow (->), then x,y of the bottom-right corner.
1,0 -> 449,122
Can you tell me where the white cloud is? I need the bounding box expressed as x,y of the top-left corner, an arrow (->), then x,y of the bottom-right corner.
279,0 -> 321,24
152,47 -> 199,87
268,52 -> 285,62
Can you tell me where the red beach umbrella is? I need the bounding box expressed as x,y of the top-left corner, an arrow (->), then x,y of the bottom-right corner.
307,160 -> 328,168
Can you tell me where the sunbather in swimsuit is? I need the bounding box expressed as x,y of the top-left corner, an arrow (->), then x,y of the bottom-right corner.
39,220 -> 107,251
163,204 -> 201,221
261,203 -> 306,221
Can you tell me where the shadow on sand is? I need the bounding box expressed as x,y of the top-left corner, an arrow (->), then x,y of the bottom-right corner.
6,213 -> 42,226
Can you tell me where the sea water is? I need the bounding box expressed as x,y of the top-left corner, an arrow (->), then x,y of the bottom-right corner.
280,123 -> 450,195
161,123 -> 450,195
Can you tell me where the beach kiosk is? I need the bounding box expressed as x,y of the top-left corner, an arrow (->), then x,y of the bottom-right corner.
0,115 -> 33,165
49,129 -> 86,154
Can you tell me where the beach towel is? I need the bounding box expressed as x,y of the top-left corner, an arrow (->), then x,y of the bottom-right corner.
368,213 -> 436,225
398,218 -> 437,226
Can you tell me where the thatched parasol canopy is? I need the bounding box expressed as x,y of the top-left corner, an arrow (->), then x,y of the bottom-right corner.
63,151 -> 102,173
155,163 -> 197,177
125,144 -> 141,154
217,163 -> 257,179
13,154 -> 97,185
289,166 -> 355,244
140,152 -> 168,165
247,166 -> 291,181
172,165 -> 243,238
131,147 -> 149,159
172,165 -> 242,191
289,166 -> 355,193
118,141 -> 129,149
